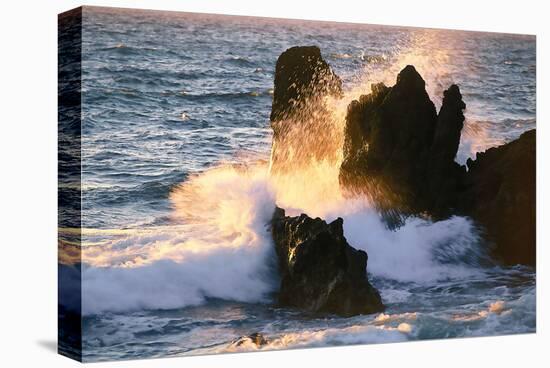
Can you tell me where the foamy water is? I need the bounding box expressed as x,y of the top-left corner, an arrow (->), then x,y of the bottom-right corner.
60,7 -> 536,361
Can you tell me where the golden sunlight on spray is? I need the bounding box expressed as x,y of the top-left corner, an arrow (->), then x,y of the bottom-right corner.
73,30 -> 496,271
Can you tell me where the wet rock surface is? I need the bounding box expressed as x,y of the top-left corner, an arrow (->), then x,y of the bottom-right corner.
231,332 -> 269,348
270,45 -> 342,122
269,46 -> 343,173
271,207 -> 384,316
460,129 -> 536,266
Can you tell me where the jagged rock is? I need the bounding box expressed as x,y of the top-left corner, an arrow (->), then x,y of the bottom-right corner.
340,65 -> 466,219
268,48 -> 535,267
461,129 -> 536,266
424,84 -> 469,215
339,63 -> 535,266
269,46 -> 343,173
432,85 -> 466,164
271,207 -> 384,316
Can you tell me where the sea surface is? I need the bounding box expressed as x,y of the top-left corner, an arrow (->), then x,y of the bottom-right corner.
68,7 -> 535,361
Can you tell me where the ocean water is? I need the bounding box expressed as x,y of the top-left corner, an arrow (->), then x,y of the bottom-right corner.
67,7 -> 535,361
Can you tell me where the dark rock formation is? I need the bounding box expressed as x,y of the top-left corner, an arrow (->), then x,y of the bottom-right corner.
271,46 -> 342,122
269,46 -> 343,173
460,129 -> 536,266
267,46 -> 535,267
271,207 -> 384,316
339,64 -> 536,266
432,85 -> 466,165
425,84 -> 468,215
340,65 -> 467,219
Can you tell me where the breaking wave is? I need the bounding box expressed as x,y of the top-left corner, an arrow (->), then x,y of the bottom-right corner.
77,161 -> 488,315
71,32 -> 520,315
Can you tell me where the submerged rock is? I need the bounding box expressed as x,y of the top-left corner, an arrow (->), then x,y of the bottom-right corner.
269,46 -> 343,173
271,207 -> 384,316
461,129 -> 536,266
231,332 -> 269,348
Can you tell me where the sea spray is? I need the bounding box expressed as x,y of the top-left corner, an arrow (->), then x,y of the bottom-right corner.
74,11 -> 536,360
79,30 -> 519,316
79,160 -> 489,314
341,209 -> 488,282
81,165 -> 279,315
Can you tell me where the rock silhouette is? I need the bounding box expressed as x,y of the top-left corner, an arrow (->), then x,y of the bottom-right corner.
271,207 -> 384,316
340,65 -> 467,220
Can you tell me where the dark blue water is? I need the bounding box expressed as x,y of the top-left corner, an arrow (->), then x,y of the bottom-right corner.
71,7 -> 536,362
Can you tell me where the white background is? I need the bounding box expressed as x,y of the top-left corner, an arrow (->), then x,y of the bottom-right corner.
0,0 -> 547,366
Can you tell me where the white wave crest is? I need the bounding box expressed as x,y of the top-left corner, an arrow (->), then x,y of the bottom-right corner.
78,160 -> 486,314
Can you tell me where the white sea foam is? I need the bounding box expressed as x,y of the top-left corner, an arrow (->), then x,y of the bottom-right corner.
78,34 -> 499,314
81,165 -> 279,315
221,323 -> 411,354
79,161 -> 485,315
340,208 -> 484,283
